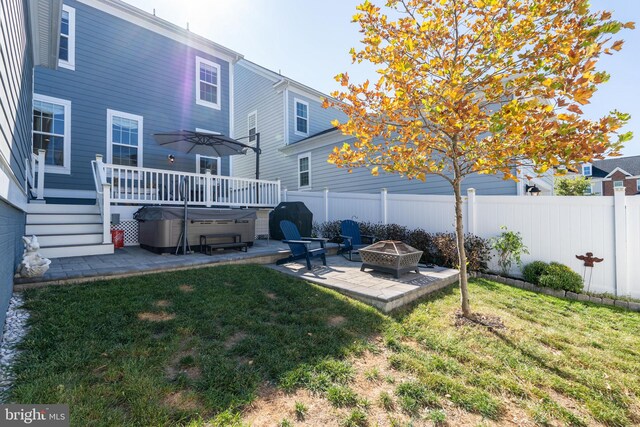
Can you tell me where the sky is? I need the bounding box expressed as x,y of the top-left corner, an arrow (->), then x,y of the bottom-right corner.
125,0 -> 640,157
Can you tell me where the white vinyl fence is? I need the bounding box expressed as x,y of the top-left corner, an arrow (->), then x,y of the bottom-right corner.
283,187 -> 639,298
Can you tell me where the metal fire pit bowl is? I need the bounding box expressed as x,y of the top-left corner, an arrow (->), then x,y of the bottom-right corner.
360,240 -> 423,278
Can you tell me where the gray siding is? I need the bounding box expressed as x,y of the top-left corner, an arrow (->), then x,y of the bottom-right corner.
287,92 -> 345,145
284,140 -> 517,195
0,0 -> 31,329
232,62 -> 284,181
34,0 -> 232,195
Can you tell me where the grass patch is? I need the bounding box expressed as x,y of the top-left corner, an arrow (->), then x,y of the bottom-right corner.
7,268 -> 640,426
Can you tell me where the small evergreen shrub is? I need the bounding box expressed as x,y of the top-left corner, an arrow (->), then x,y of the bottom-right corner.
522,261 -> 549,285
538,262 -> 583,293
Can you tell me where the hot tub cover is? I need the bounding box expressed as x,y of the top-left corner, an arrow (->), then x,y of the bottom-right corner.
134,206 -> 257,221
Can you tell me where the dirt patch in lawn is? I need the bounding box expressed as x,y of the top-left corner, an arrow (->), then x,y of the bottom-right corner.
265,292 -> 278,300
154,300 -> 172,308
224,331 -> 248,350
138,312 -> 175,322
165,339 -> 202,381
179,284 -> 194,293
327,315 -> 346,327
163,391 -> 202,411
454,310 -> 505,330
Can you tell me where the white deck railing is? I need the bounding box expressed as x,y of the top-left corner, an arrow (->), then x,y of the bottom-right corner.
96,161 -> 280,208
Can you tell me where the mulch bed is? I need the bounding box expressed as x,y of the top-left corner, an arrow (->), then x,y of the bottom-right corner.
454,310 -> 505,330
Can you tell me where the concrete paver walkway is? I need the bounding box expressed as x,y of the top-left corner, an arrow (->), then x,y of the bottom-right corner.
270,255 -> 459,312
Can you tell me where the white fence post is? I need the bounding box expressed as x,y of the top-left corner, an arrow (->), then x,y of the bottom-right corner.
467,188 -> 476,235
283,188 -> 288,202
323,187 -> 329,222
614,187 -> 628,296
381,188 -> 388,224
205,169 -> 212,207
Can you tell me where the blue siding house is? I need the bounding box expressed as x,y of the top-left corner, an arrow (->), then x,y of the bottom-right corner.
1,0 -> 60,331
231,61 -> 520,196
34,0 -> 243,202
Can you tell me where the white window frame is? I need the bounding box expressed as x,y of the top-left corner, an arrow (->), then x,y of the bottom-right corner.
613,180 -> 624,189
637,180 -> 640,192
195,128 -> 221,174
33,94 -> 72,175
582,163 -> 592,177
248,110 -> 257,144
195,154 -> 221,175
298,152 -> 311,190
58,5 -> 76,70
106,109 -> 143,167
294,98 -> 309,136
195,56 -> 221,110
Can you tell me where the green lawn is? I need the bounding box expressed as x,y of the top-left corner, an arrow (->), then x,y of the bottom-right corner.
8,265 -> 640,426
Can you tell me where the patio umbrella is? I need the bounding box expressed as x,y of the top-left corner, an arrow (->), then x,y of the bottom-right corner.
152,130 -> 261,255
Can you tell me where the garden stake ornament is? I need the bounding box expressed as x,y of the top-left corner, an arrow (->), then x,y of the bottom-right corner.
575,252 -> 604,292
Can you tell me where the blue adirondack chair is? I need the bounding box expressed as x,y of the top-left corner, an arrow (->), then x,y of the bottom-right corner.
339,219 -> 377,261
277,220 -> 327,270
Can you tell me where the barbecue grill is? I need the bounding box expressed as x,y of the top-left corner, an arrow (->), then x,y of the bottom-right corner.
360,240 -> 423,278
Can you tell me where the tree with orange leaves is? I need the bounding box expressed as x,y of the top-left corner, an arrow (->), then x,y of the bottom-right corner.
325,0 -> 633,317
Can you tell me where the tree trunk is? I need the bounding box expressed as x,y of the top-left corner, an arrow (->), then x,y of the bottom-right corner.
453,178 -> 471,317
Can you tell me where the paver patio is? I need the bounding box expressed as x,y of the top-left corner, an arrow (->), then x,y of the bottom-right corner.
15,241 -> 459,312
270,255 -> 459,312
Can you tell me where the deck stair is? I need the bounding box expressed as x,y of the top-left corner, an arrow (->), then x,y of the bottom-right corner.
25,203 -> 114,258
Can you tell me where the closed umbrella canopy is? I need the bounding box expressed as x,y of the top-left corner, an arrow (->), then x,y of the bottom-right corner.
153,130 -> 258,157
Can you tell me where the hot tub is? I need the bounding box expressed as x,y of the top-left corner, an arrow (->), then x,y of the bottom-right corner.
134,207 -> 257,253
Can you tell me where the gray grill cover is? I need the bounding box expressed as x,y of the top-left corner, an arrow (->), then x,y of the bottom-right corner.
134,207 -> 257,221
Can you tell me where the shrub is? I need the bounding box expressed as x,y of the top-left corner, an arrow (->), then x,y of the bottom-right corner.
312,221 -> 491,271
522,261 -> 549,285
490,226 -> 529,276
538,262 -> 583,293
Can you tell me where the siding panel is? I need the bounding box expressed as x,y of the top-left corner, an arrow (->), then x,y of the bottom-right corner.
0,0 -> 30,331
34,0 -> 232,195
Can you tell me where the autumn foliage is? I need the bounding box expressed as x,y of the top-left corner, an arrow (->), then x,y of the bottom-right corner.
325,0 -> 633,315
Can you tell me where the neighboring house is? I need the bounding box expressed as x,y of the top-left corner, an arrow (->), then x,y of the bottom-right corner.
232,61 -> 545,196
581,156 -> 640,196
1,0 -> 60,329
34,0 -> 243,203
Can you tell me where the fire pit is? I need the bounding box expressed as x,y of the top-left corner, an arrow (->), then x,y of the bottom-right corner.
360,240 -> 423,278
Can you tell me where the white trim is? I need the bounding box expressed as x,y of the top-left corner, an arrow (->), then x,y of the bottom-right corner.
58,5 -> 75,70
106,109 -> 144,167
195,154 -> 221,175
280,128 -> 343,155
284,89 -> 289,144
581,163 -> 592,177
248,110 -> 257,144
613,180 -> 624,188
298,152 -> 311,190
229,61 -> 235,176
239,60 -> 282,83
43,188 -> 97,199
195,56 -> 221,110
604,167 -> 632,179
33,93 -> 72,175
0,155 -> 28,211
294,98 -> 309,137
76,0 -> 242,64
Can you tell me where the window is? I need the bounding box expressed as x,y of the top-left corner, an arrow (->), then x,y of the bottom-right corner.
613,180 -> 624,188
58,5 -> 75,70
248,111 -> 257,143
584,184 -> 593,195
33,94 -> 71,174
107,110 -> 143,167
582,163 -> 592,177
637,180 -> 640,192
196,155 -> 220,175
298,153 -> 311,189
195,57 -> 221,109
294,99 -> 309,136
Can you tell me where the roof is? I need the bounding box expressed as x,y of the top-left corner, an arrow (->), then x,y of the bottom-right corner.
297,127 -> 340,142
591,156 -> 640,178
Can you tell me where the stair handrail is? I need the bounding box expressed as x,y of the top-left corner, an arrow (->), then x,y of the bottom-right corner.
91,155 -> 112,244
25,149 -> 46,201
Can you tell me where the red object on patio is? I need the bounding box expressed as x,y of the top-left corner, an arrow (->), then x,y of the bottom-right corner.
111,229 -> 124,249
